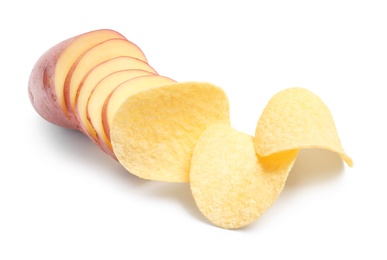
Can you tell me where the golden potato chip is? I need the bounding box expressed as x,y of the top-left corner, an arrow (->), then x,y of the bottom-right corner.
190,124 -> 298,229
190,87 -> 352,229
111,82 -> 230,182
104,75 -> 176,140
254,87 -> 353,167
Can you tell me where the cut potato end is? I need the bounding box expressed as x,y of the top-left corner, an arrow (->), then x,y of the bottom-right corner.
29,37 -> 77,129
111,82 -> 230,183
190,124 -> 298,229
87,69 -> 156,149
75,56 -> 158,139
103,75 -> 176,139
54,29 -> 126,115
65,38 -> 147,121
254,87 -> 353,167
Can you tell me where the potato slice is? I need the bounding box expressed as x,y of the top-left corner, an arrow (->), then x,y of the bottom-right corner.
254,87 -> 353,167
87,69 -> 156,153
75,56 -> 157,139
103,75 -> 176,140
111,82 -> 230,182
64,38 -> 147,127
190,124 -> 298,229
28,29 -> 126,128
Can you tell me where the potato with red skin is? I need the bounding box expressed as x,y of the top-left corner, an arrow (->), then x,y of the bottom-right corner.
28,37 -> 77,129
27,29 -> 169,160
28,29 -> 126,130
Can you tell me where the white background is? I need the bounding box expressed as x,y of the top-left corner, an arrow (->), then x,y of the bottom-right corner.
1,0 -> 386,259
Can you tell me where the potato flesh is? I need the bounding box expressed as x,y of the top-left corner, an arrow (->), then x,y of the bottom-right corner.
65,38 -> 147,119
87,69 -> 156,149
111,82 -> 231,182
75,57 -> 157,140
54,29 -> 126,116
104,75 -> 176,139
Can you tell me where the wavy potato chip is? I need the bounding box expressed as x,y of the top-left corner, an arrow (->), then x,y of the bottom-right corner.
104,75 -> 176,140
190,124 -> 298,229
190,87 -> 352,229
111,82 -> 230,182
254,87 -> 353,167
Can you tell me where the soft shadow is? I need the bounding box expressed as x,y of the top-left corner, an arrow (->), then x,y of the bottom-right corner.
285,148 -> 345,188
38,120 -> 206,222
38,120 -> 147,187
142,182 -> 211,225
236,149 -> 346,232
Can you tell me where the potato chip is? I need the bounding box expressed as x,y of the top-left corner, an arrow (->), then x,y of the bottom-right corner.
254,87 -> 353,167
103,75 -> 176,140
111,82 -> 230,182
190,124 -> 298,229
190,87 -> 352,229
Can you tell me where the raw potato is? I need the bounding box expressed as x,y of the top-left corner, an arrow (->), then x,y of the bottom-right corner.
64,38 -> 148,128
87,69 -> 156,154
190,124 -> 298,229
28,29 -> 126,129
75,56 -> 157,140
254,87 -> 353,167
111,82 -> 230,182
102,75 -> 176,139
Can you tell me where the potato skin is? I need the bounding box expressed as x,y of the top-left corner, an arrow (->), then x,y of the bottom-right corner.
28,37 -> 77,129
28,29 -> 127,131
28,35 -> 118,159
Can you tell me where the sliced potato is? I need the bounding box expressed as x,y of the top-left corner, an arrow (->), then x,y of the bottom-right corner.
28,29 -> 126,128
87,69 -> 156,151
54,29 -> 126,116
75,56 -> 157,140
64,38 -> 147,125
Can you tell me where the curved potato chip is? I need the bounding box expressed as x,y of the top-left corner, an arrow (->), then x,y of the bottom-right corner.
190,124 -> 298,229
254,87 -> 353,167
103,75 -> 176,140
190,87 -> 352,229
111,82 -> 230,182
